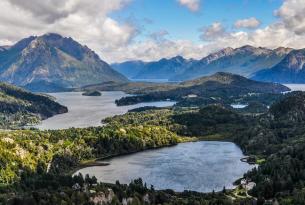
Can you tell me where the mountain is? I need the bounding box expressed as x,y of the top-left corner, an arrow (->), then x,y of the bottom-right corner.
111,60 -> 146,79
0,46 -> 8,52
0,82 -> 67,128
0,33 -> 128,90
112,56 -> 196,80
251,49 -> 305,83
133,56 -> 196,80
115,72 -> 290,106
113,46 -> 291,82
171,45 -> 292,81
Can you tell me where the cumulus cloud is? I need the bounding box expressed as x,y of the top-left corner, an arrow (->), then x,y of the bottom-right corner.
234,17 -> 261,29
108,39 -> 216,63
200,22 -> 226,41
149,30 -> 169,42
275,0 -> 305,35
178,0 -> 200,12
1,0 -> 305,63
0,0 -> 137,62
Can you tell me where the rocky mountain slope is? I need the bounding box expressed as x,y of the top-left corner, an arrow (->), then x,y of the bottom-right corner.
112,56 -> 197,80
172,46 -> 291,81
113,46 -> 291,81
0,33 -> 127,91
252,49 -> 305,83
133,56 -> 196,80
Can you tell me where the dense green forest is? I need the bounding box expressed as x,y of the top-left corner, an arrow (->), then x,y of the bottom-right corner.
0,125 -> 178,184
0,83 -> 67,129
2,89 -> 305,204
114,72 -> 288,107
104,91 -> 305,204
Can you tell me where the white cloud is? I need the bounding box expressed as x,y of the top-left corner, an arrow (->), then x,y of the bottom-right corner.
275,0 -> 305,35
0,0 -> 137,62
108,39 -> 216,63
1,0 -> 305,64
234,17 -> 261,29
149,30 -> 169,42
200,22 -> 226,41
178,0 -> 200,12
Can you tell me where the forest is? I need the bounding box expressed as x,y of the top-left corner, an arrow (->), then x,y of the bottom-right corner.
2,91 -> 305,204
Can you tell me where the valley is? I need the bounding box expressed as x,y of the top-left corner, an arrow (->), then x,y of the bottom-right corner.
2,0 -> 305,204
1,33 -> 305,205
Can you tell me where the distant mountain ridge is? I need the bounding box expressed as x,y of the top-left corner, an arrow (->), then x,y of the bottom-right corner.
113,45 -> 292,82
0,33 -> 127,91
112,56 -> 197,80
112,60 -> 146,79
252,49 -> 305,83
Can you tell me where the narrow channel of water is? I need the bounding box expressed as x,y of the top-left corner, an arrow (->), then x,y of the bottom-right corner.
36,91 -> 175,130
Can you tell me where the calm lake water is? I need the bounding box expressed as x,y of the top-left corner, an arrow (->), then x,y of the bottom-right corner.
36,91 -> 176,130
75,141 -> 255,192
284,84 -> 305,91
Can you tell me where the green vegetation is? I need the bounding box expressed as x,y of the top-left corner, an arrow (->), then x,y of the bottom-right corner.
2,82 -> 305,204
113,72 -> 288,107
0,125 -> 178,185
0,83 -> 67,129
82,90 -> 102,96
105,91 -> 305,204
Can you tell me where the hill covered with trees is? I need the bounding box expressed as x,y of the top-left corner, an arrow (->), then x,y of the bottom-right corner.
0,83 -> 67,129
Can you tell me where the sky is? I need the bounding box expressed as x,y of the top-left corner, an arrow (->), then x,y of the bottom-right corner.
0,0 -> 305,63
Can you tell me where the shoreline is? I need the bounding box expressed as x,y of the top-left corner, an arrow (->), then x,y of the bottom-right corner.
73,139 -> 257,195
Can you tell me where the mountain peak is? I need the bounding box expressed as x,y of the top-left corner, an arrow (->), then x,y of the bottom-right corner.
274,47 -> 293,55
215,47 -> 234,55
170,55 -> 186,62
239,45 -> 256,49
282,49 -> 305,69
0,34 -> 128,90
41,32 -> 63,39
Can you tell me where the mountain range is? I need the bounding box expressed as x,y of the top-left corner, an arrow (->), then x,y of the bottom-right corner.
112,46 -> 294,82
252,49 -> 305,83
0,33 -> 127,91
1,33 -> 305,90
112,56 -> 197,81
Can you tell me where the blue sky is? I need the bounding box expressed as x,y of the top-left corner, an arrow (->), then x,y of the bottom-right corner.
111,0 -> 283,43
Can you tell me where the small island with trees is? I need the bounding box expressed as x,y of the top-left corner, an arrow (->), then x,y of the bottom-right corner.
82,90 -> 102,96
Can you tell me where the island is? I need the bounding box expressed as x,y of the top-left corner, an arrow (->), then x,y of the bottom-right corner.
82,90 -> 102,96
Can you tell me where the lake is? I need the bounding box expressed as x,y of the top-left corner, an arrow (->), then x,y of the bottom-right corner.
75,141 -> 255,193
36,91 -> 176,130
284,84 -> 305,91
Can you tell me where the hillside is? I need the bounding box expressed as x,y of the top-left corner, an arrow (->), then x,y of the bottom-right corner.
252,49 -> 305,83
0,33 -> 128,91
115,72 -> 290,106
0,82 -> 67,128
